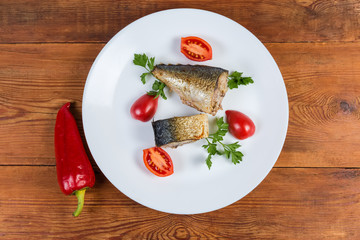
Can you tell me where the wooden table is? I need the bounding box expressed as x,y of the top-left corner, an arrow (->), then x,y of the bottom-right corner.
1,1 -> 360,239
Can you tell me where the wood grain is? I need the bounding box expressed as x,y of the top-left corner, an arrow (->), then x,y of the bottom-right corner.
269,43 -> 360,167
1,1 -> 360,239
0,44 -> 103,165
0,0 -> 359,43
1,166 -> 360,239
1,43 -> 360,166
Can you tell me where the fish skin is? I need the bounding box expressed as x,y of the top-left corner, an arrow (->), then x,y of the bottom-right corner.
152,114 -> 209,148
152,64 -> 229,115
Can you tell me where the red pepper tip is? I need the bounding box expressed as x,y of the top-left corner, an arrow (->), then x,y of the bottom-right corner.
64,102 -> 71,108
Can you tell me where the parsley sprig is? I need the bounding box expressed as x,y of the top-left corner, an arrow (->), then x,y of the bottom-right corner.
133,53 -> 167,99
202,117 -> 244,169
148,80 -> 167,100
133,53 -> 155,84
227,71 -> 254,89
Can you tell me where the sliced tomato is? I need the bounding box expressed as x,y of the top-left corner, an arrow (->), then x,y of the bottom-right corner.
181,36 -> 212,62
143,147 -> 174,177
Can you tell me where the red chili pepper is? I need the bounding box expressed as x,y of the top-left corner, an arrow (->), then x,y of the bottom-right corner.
54,102 -> 95,217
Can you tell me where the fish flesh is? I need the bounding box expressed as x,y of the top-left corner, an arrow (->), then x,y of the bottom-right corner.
152,64 -> 228,115
152,114 -> 209,148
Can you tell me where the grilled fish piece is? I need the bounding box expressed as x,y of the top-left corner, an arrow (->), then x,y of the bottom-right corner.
152,114 -> 209,148
152,64 -> 228,116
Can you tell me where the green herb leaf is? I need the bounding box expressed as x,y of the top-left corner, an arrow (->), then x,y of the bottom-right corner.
147,57 -> 155,71
133,53 -> 148,68
206,155 -> 213,170
134,53 -> 168,100
207,143 -> 217,155
159,90 -> 167,100
208,117 -> 228,143
203,117 -> 244,170
210,134 -> 223,143
231,151 -> 244,164
215,117 -> 224,128
140,72 -> 149,84
226,142 -> 241,151
148,80 -> 167,100
227,71 -> 254,89
152,81 -> 159,90
216,118 -> 228,133
224,149 -> 231,159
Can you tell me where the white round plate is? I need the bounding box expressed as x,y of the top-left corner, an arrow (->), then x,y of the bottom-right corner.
82,9 -> 288,214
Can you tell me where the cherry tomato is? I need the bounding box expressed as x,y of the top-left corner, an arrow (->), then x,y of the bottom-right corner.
143,147 -> 174,177
225,110 -> 255,140
181,36 -> 212,62
130,94 -> 158,122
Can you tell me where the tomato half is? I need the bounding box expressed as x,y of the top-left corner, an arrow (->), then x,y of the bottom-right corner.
225,110 -> 255,140
130,94 -> 159,122
181,36 -> 212,62
143,147 -> 174,177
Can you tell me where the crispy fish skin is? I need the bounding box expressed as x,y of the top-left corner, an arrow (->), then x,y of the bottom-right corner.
152,114 -> 209,148
152,64 -> 228,116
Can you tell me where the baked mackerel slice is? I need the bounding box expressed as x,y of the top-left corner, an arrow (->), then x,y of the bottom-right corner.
152,114 -> 209,148
152,64 -> 228,116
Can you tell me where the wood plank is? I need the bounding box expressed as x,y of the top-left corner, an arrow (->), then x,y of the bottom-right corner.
0,44 -> 103,165
0,0 -> 359,43
268,43 -> 360,167
1,166 -> 360,239
1,43 -> 360,166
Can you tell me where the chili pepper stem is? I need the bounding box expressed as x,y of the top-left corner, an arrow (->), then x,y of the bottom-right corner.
73,188 -> 87,217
